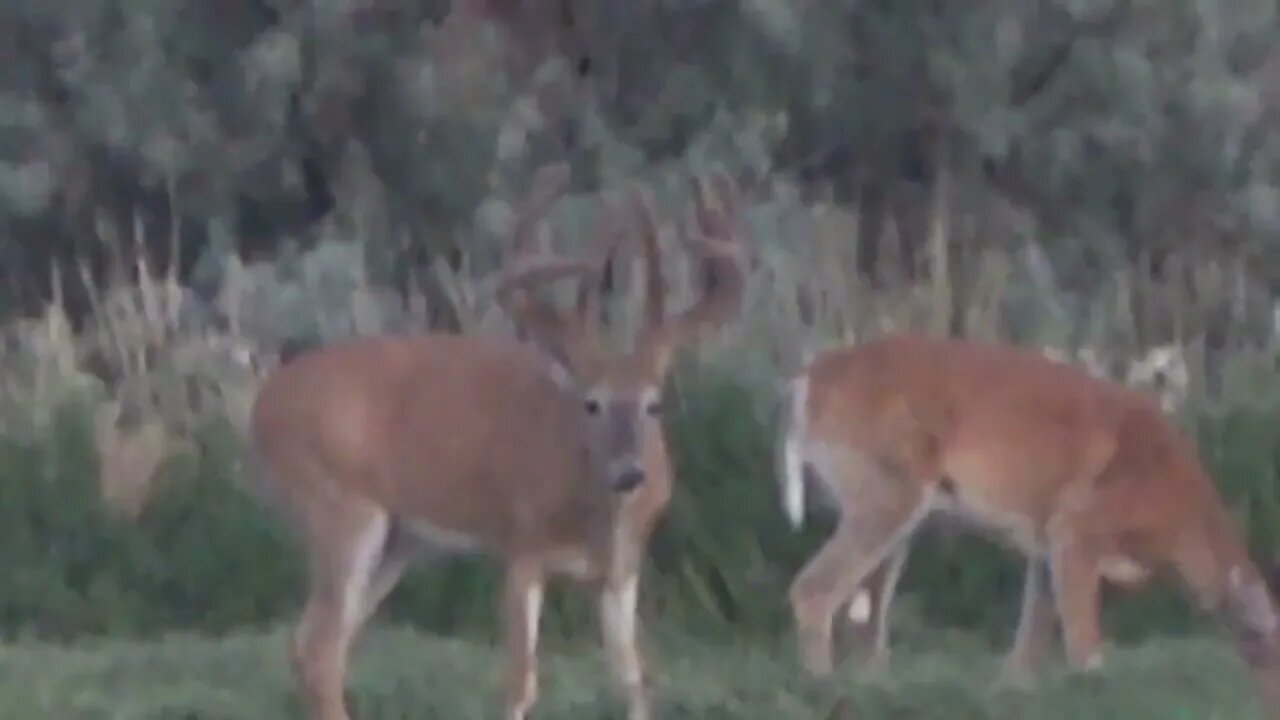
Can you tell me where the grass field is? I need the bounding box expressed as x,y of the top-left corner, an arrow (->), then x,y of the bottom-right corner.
0,621 -> 1264,720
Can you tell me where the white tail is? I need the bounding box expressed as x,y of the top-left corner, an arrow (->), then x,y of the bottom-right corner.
780,374 -> 810,530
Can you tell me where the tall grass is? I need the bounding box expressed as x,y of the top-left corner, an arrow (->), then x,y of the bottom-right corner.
0,170 -> 1276,652
0,346 -> 1276,648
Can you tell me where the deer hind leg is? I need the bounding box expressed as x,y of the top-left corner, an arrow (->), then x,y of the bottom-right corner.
788,462 -> 933,677
503,559 -> 546,720
838,541 -> 911,672
292,500 -> 391,720
838,572 -> 882,666
997,557 -> 1057,688
600,572 -> 651,720
355,519 -> 421,627
866,542 -> 911,670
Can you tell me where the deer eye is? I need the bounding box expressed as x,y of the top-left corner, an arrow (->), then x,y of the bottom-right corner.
645,400 -> 662,417
583,398 -> 602,416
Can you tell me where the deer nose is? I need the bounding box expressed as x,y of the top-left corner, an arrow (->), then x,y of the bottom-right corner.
611,465 -> 645,493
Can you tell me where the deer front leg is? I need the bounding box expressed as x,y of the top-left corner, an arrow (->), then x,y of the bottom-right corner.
1048,537 -> 1104,672
503,560 -> 546,720
600,572 -> 651,720
998,556 -> 1057,688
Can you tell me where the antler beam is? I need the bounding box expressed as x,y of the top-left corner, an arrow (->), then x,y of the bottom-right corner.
633,169 -> 749,372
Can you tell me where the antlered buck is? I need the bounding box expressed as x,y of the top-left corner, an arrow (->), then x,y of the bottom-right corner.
781,333 -> 1280,715
246,165 -> 747,720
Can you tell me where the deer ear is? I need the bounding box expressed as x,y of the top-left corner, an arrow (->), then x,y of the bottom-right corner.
539,347 -> 578,392
526,328 -> 598,393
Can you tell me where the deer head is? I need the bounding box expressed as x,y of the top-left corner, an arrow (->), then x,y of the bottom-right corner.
495,164 -> 748,494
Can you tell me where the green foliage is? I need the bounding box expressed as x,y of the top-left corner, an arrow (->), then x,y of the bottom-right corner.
2,367 -> 1278,650
3,0 -> 1278,324
0,625 -> 1265,719
649,365 -> 814,637
0,401 -> 301,639
0,1 -> 1276,712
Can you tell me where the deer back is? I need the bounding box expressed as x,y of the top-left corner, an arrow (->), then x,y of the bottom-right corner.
799,333 -> 1244,565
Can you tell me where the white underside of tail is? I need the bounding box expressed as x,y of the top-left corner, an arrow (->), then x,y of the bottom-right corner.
781,374 -> 810,530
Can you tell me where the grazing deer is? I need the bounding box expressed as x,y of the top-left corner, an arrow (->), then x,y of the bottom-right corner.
245,164 -> 747,720
838,339 -> 1195,659
780,333 -> 1280,715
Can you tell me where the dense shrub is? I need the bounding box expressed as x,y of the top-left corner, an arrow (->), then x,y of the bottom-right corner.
2,363 -> 1277,649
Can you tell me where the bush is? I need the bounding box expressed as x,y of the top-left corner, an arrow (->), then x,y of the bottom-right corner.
1,361 -> 1277,649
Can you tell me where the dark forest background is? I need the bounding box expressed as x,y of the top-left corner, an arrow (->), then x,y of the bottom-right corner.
0,0 -> 1278,662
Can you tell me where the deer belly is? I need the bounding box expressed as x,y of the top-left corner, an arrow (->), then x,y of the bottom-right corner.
402,516 -> 486,553
935,488 -> 1044,557
545,548 -> 600,580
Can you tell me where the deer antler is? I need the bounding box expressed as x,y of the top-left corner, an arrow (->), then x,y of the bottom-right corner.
494,162 -> 624,376
678,170 -> 748,333
495,163 -> 587,353
573,193 -> 629,349
511,163 -> 572,255
630,183 -> 666,330
633,169 -> 748,371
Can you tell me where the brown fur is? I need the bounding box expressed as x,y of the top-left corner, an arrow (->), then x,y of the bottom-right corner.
246,165 -> 748,720
784,333 -> 1280,715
